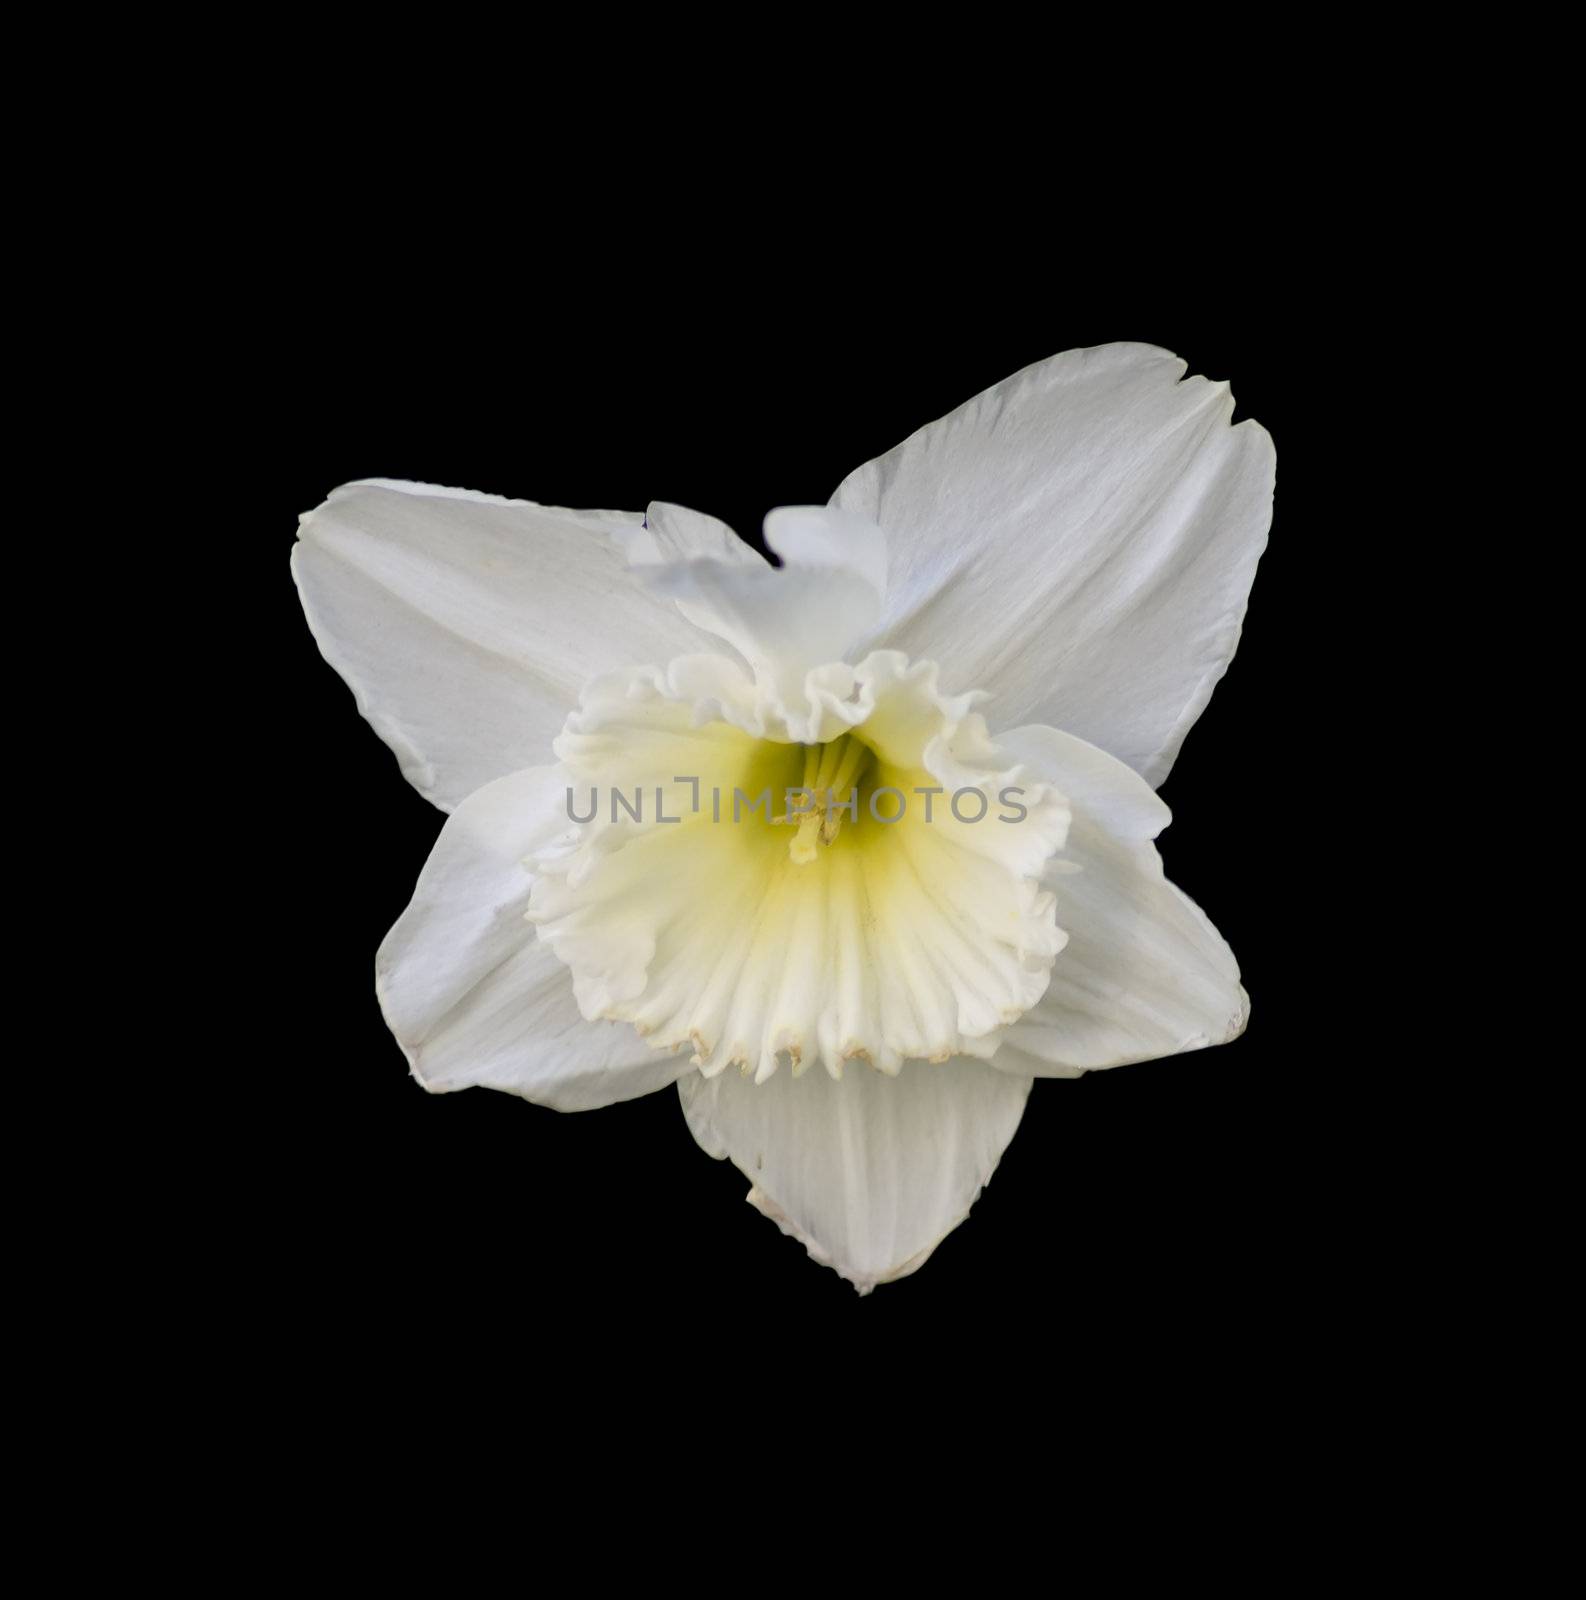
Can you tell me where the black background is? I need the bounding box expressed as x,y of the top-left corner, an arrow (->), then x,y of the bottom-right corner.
264,252 -> 1351,1356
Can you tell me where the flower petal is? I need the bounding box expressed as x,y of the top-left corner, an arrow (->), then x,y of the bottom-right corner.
991,724 -> 1248,1075
678,1055 -> 1031,1292
639,505 -> 886,722
830,343 -> 1275,785
632,500 -> 759,569
377,765 -> 690,1110
292,480 -> 721,810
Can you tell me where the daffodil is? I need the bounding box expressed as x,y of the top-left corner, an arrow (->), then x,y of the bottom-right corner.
292,342 -> 1275,1291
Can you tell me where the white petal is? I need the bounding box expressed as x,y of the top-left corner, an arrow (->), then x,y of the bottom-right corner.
831,343 -> 1275,785
991,724 -> 1248,1075
763,504 -> 887,598
293,480 -> 722,810
639,505 -> 886,721
679,1055 -> 1032,1292
629,500 -> 762,569
377,765 -> 689,1111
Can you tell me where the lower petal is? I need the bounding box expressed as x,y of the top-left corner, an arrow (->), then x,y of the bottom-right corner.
678,1056 -> 1032,1292
377,766 -> 690,1111
991,725 -> 1248,1075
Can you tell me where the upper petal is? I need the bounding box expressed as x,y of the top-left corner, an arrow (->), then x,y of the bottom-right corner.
638,505 -> 887,726
678,1055 -> 1032,1292
292,480 -> 723,810
377,764 -> 690,1111
990,723 -> 1248,1075
831,343 -> 1275,785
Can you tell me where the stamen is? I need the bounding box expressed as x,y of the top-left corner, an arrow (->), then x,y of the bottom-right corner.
784,734 -> 872,861
827,736 -> 867,804
812,737 -> 846,794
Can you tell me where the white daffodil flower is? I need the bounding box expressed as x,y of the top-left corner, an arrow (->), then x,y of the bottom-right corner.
292,342 -> 1275,1292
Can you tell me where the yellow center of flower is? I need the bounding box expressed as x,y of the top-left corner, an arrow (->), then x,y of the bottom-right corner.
529,653 -> 1071,1082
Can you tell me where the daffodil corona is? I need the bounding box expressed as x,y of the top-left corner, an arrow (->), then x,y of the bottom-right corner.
293,343 -> 1276,1291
